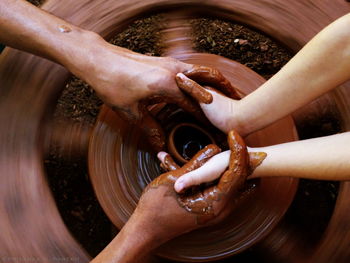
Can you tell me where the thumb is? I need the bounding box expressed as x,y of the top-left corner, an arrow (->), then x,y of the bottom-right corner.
174,150 -> 230,193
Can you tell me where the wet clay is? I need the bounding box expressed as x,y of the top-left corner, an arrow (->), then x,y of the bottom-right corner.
175,73 -> 213,104
58,25 -> 72,33
89,54 -> 299,261
122,64 -> 240,152
148,130 -> 266,225
249,152 -> 268,175
168,122 -> 216,163
181,66 -> 241,100
150,144 -> 221,190
160,153 -> 180,171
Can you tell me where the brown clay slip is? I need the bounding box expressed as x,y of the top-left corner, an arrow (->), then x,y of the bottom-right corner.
160,154 -> 180,171
183,65 -> 241,100
147,130 -> 266,224
175,73 -> 213,104
176,130 -> 249,223
115,65 -> 238,151
249,152 -> 267,175
149,144 -> 221,189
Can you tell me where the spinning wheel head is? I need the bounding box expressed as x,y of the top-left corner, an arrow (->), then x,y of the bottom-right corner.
88,53 -> 299,262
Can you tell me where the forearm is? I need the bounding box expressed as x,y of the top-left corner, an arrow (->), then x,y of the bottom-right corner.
1,0 -> 90,66
250,132 -> 350,180
0,0 -> 133,78
91,215 -> 159,263
237,13 -> 350,135
176,132 -> 350,190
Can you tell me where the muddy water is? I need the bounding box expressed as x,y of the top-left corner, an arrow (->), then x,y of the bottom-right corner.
1,0 -> 350,263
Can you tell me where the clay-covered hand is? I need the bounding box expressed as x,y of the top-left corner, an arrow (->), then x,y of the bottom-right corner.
131,130 -> 251,247
78,39 -> 240,150
93,132 -> 265,263
75,40 -> 195,119
133,64 -> 242,151
171,148 -> 267,193
176,68 -> 246,135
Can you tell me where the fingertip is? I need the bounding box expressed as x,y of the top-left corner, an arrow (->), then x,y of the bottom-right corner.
176,72 -> 186,79
157,151 -> 168,163
174,178 -> 186,193
175,73 -> 186,86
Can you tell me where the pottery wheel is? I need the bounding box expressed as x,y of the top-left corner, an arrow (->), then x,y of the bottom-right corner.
2,1 -> 350,263
88,53 -> 298,261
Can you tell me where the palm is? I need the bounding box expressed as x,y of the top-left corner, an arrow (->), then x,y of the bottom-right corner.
134,130 -> 249,242
175,67 -> 241,135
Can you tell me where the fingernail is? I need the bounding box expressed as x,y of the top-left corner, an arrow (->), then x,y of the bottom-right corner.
176,73 -> 185,79
175,180 -> 185,193
157,151 -> 167,162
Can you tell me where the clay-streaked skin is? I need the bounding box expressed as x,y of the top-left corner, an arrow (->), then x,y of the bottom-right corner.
92,130 -> 267,263
149,144 -> 222,190
248,152 -> 268,175
58,25 -> 72,33
0,0 -> 237,153
148,130 -> 266,224
138,63 -> 241,151
134,65 -> 239,151
181,66 -> 241,99
175,72 -> 213,104
160,154 -> 180,171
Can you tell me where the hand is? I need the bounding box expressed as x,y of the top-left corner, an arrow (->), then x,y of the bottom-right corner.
72,38 -> 241,150
93,131 -> 261,263
195,88 -> 242,134
76,39 -> 245,150
175,69 -> 247,135
162,135 -> 267,194
0,0 -> 216,133
132,130 -> 252,247
67,37 -> 199,150
69,38 -> 190,118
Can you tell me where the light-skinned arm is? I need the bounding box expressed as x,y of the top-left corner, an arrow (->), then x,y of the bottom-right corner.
177,13 -> 350,136
173,132 -> 350,192
173,13 -> 350,192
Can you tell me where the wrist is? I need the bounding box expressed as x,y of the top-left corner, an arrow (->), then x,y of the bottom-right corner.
108,213 -> 162,263
93,220 -> 157,263
56,29 -> 105,76
64,31 -> 142,96
227,100 -> 250,137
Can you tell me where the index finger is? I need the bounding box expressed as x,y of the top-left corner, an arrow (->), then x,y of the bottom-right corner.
183,65 -> 241,100
158,151 -> 180,171
216,130 -> 249,194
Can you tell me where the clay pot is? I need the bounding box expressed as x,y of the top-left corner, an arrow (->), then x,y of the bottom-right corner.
167,122 -> 216,164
